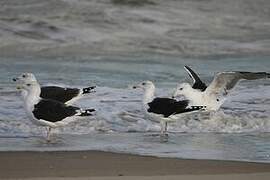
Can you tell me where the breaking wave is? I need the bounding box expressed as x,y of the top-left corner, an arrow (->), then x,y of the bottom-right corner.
1,82 -> 270,137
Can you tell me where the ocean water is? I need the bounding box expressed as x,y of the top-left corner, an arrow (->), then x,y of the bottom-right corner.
1,55 -> 270,163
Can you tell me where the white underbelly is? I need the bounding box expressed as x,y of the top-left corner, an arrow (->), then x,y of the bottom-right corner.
189,94 -> 224,111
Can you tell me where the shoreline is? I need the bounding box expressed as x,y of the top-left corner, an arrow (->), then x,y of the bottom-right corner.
1,150 -> 270,179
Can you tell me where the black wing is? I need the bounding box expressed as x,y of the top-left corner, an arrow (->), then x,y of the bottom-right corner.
147,98 -> 203,118
32,99 -> 80,122
40,86 -> 80,103
184,66 -> 207,91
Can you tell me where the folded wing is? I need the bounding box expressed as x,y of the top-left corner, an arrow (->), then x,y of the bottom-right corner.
41,86 -> 80,103
147,98 -> 203,117
32,99 -> 80,122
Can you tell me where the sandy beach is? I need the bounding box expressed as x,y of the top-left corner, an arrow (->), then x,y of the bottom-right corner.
1,151 -> 270,179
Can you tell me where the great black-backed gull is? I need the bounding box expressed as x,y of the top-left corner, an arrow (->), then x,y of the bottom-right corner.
13,73 -> 95,104
16,80 -> 96,141
133,81 -> 205,135
173,66 -> 270,111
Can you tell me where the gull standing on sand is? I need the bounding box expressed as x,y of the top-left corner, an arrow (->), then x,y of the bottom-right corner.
173,66 -> 270,111
133,81 -> 205,136
15,80 -> 96,141
13,73 -> 96,105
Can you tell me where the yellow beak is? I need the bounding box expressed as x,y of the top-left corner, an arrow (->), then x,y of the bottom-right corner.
16,85 -> 22,90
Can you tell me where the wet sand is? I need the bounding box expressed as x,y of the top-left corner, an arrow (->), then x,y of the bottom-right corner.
1,151 -> 270,179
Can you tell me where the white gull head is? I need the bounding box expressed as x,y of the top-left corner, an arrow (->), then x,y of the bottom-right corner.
172,83 -> 193,99
13,73 -> 38,100
16,81 -> 42,124
132,81 -> 155,105
16,81 -> 41,103
13,73 -> 37,84
132,81 -> 155,90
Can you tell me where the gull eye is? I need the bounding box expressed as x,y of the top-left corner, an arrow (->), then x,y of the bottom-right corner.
142,82 -> 146,85
26,84 -> 31,86
179,88 -> 183,90
22,74 -> 26,78
216,99 -> 219,102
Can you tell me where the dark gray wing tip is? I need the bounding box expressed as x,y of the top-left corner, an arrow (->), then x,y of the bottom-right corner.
184,65 -> 191,70
184,65 -> 207,91
237,71 -> 270,79
79,108 -> 96,116
190,106 -> 206,110
82,86 -> 96,94
86,109 -> 95,112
